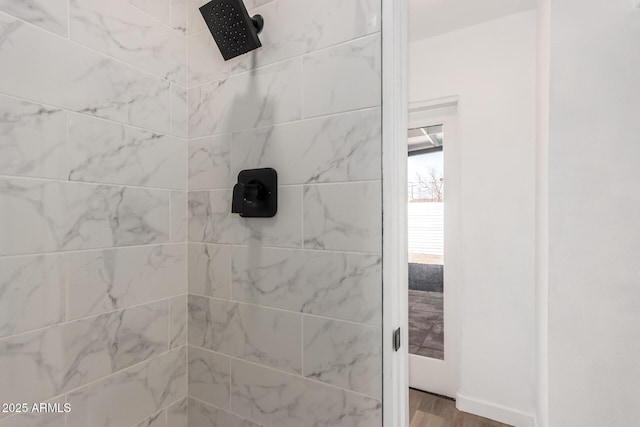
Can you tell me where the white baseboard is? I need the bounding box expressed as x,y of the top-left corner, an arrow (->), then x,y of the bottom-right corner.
456,393 -> 536,427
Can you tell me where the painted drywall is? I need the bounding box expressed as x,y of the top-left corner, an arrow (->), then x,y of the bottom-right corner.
0,0 -> 189,425
409,11 -> 537,425
547,0 -> 640,425
185,0 -> 384,425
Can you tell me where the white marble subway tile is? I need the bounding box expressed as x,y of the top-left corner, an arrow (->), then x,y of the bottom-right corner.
188,398 -> 260,427
70,0 -> 186,84
67,244 -> 185,319
303,182 -> 382,253
189,135 -> 232,190
170,84 -> 188,138
188,243 -> 231,299
225,0 -> 380,76
188,296 -> 302,373
0,301 -> 169,406
171,191 -> 188,242
170,295 -> 187,349
0,397 -> 66,427
188,190 -> 246,245
232,108 -> 382,185
0,14 -> 170,133
303,317 -> 382,398
0,178 -> 170,256
293,0 -> 380,53
0,0 -> 67,36
68,114 -> 186,190
186,0 -> 207,35
188,346 -> 230,408
171,0 -> 187,34
245,186 -> 303,248
187,30 -> 230,86
231,359 -> 382,427
166,397 -> 188,427
302,34 -> 381,118
134,410 -> 165,427
67,346 -> 187,427
0,254 -> 65,339
0,96 -> 67,180
188,59 -> 302,137
188,187 -> 302,248
125,0 -> 171,25
233,247 -> 381,325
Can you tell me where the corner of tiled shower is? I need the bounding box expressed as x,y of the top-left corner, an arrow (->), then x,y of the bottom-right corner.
0,0 -> 382,426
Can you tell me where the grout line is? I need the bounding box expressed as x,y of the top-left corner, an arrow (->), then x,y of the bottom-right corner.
0,10 -> 183,85
188,396 -> 260,426
0,294 -> 184,342
0,172 -> 186,192
188,294 -> 381,329
0,242 -> 186,261
187,348 -> 382,402
185,30 -> 382,89
0,90 -> 178,138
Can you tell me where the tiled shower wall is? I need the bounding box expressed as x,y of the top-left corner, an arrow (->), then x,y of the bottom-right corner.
0,0 -> 382,425
0,1 -> 189,426
185,0 -> 383,425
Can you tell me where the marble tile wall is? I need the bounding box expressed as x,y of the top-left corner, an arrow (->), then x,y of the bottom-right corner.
186,0 -> 383,426
0,1 -> 188,426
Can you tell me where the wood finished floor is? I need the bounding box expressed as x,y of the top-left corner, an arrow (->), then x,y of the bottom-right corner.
409,388 -> 513,427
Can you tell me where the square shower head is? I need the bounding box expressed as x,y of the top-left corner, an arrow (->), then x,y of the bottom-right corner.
199,0 -> 263,61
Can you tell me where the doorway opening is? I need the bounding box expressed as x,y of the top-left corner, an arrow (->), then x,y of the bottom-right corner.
407,102 -> 459,399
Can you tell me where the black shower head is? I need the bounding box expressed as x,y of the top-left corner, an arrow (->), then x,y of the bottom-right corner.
199,0 -> 264,61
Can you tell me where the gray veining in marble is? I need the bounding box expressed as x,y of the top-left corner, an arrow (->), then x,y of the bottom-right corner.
69,114 -> 186,189
134,410 -> 165,427
188,295 -> 302,373
188,243 -> 231,299
0,178 -> 170,256
171,0 -> 187,34
188,398 -> 260,427
67,346 -> 186,427
231,358 -> 382,427
231,108 -> 382,185
189,135 -> 232,190
171,191 -> 188,242
171,84 -> 188,138
303,317 -> 382,398
0,254 -> 66,339
70,0 -> 186,85
188,59 -> 301,137
0,96 -> 67,180
303,34 -> 381,118
170,295 -> 188,349
233,247 -> 381,325
67,244 -> 185,319
303,181 -> 382,253
0,301 -> 169,406
0,0 -> 68,36
167,397 -> 188,427
188,190 -> 246,245
0,14 -> 170,132
125,0 -> 170,24
188,346 -> 230,408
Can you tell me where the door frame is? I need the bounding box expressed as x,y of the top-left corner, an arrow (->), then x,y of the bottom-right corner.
381,0 -> 409,425
407,102 -> 460,398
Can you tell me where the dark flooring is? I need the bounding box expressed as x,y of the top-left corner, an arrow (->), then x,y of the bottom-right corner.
410,389 -> 513,427
409,290 -> 444,359
409,263 -> 444,292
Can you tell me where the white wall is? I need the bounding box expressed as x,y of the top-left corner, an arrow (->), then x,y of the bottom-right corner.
547,1 -> 640,425
409,11 -> 537,425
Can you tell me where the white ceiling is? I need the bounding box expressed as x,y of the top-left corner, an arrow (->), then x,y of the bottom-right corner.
408,0 -> 537,41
